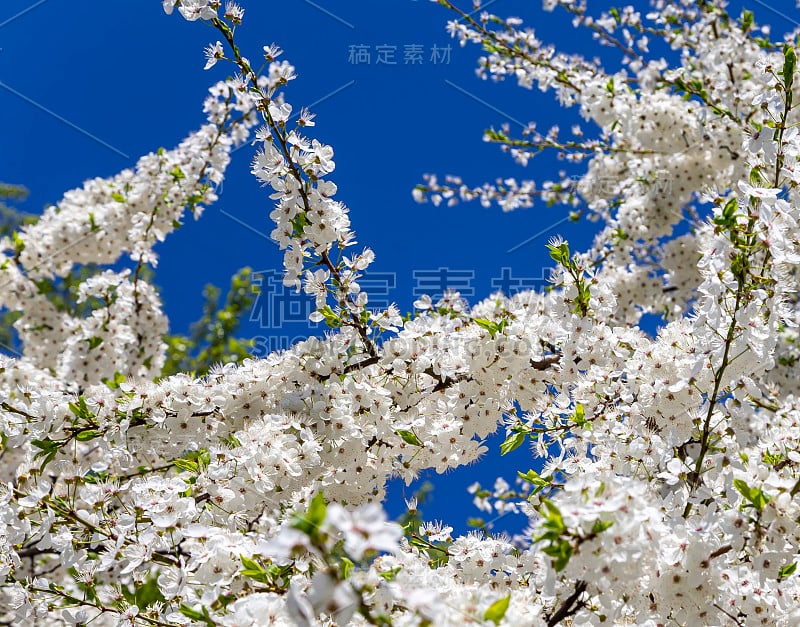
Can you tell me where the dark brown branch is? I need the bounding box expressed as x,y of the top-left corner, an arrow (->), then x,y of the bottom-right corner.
547,580 -> 588,626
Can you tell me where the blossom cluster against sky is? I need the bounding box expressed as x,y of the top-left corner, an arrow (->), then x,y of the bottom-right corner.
0,0 -> 789,532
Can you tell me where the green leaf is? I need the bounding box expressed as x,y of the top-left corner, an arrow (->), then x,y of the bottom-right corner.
397,429 -> 422,446
378,566 -> 402,581
484,594 -> 510,625
31,439 -> 61,470
713,197 -> 739,229
783,45 -> 796,90
546,240 -> 571,266
741,9 -> 754,31
473,317 -> 507,339
39,451 -> 57,472
239,556 -> 270,584
517,469 -> 551,488
179,605 -> 205,620
179,448 -> 210,470
517,469 -> 544,484
340,557 -> 354,579
11,231 -> 25,253
779,562 -> 797,580
475,318 -> 498,337
171,165 -> 186,181
732,478 -> 750,499
290,212 -> 309,238
75,429 -> 101,442
541,500 -> 565,532
85,336 -> 103,350
240,569 -> 270,583
541,539 -> 573,572
591,519 -> 614,534
219,433 -> 242,448
122,574 -> 165,611
733,478 -> 771,511
173,459 -> 199,473
500,431 -> 526,456
240,555 -> 261,570
179,604 -> 214,625
111,192 -> 125,202
68,396 -> 94,421
317,305 -> 341,329
573,402 -> 589,428
102,371 -> 126,389
293,491 -> 327,536
32,438 -> 60,454
762,451 -> 784,467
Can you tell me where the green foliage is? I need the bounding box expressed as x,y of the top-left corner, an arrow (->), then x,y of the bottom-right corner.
779,562 -> 797,581
572,403 -> 590,429
397,429 -> 422,446
546,239 -> 591,316
0,181 -> 256,379
239,555 -> 293,590
484,594 -> 510,625
517,468 -> 553,497
122,573 -> 166,612
500,426 -> 528,455
0,311 -> 23,356
0,183 -> 35,354
161,267 -> 257,377
396,483 -> 451,568
733,478 -> 770,512
31,437 -> 62,472
534,500 -> 573,572
473,316 -> 508,339
317,304 -> 342,329
292,491 -> 327,537
0,182 -> 35,239
179,604 -> 215,626
173,449 -> 210,475
740,9 -> 754,32
783,44 -> 796,92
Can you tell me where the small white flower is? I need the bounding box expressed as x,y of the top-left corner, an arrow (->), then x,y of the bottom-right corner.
325,503 -> 402,560
203,41 -> 225,70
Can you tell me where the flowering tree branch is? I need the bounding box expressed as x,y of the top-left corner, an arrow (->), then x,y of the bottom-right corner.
0,0 -> 799,625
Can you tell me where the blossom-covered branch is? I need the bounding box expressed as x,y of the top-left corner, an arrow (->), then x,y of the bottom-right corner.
1,0 -> 800,625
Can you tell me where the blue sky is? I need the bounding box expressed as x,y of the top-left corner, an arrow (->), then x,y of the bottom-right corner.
0,0 -> 789,534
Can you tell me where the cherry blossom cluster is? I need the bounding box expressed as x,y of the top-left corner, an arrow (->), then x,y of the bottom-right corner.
0,71 -> 259,388
1,1 -> 800,625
